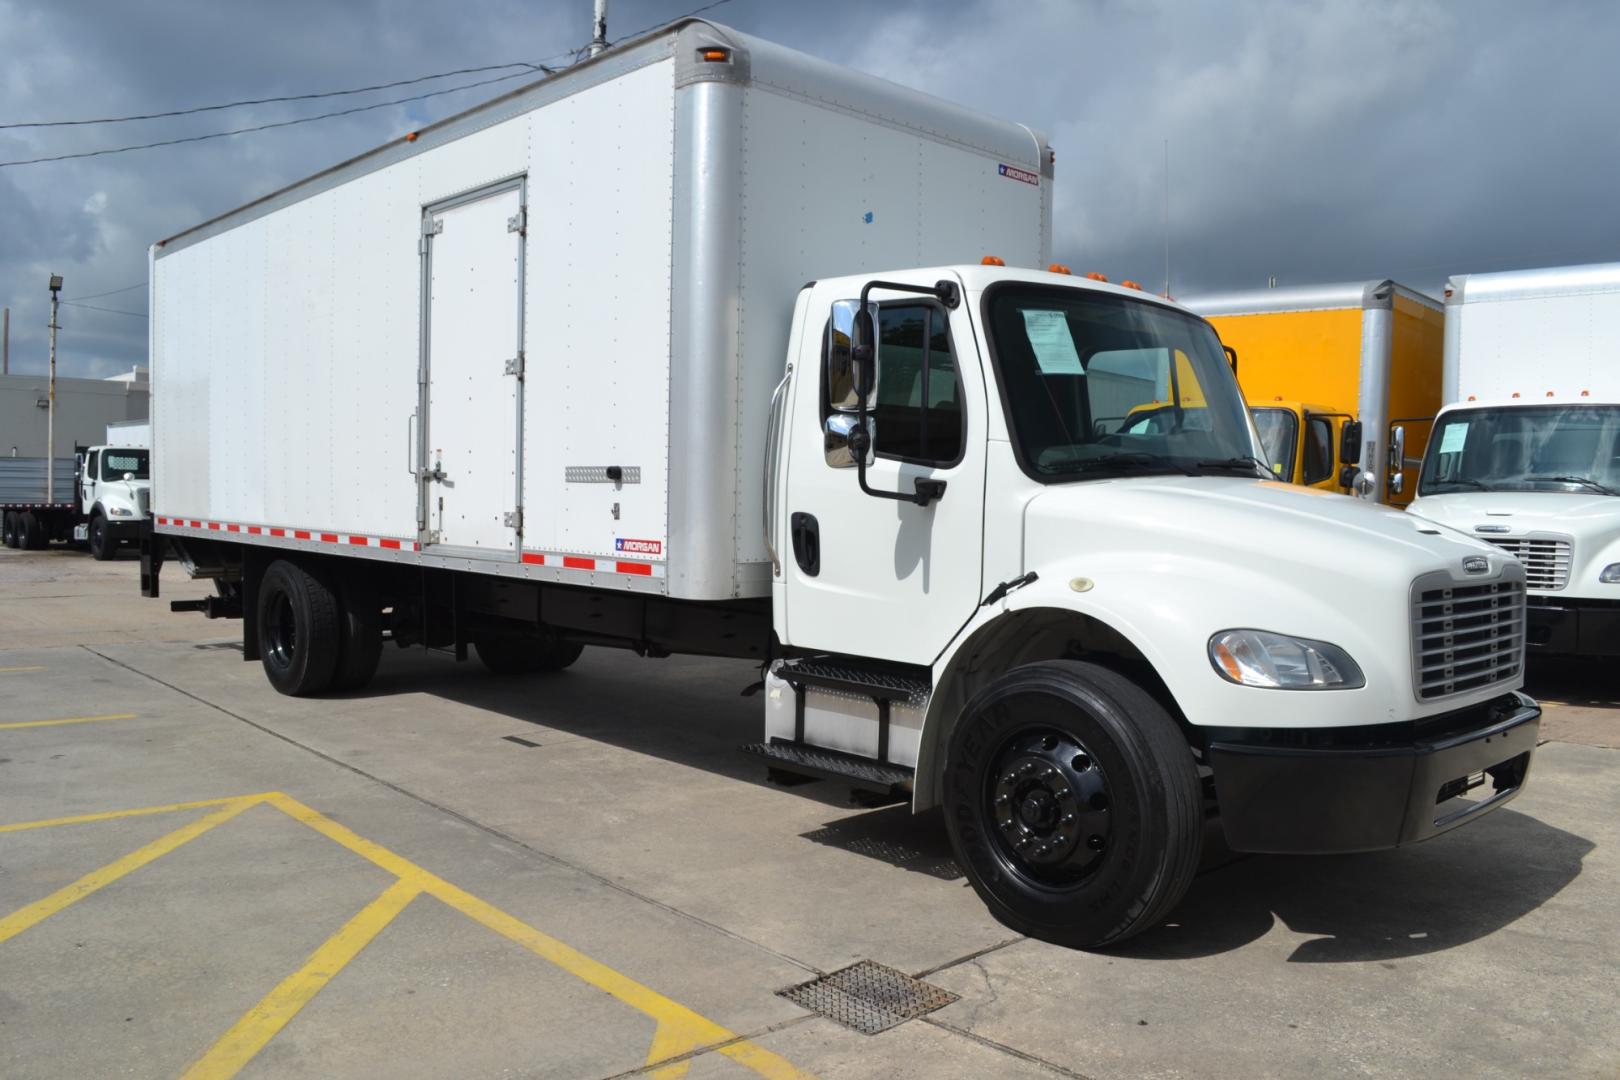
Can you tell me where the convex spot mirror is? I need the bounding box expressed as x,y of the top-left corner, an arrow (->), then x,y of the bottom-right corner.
825,413 -> 876,469
826,299 -> 880,414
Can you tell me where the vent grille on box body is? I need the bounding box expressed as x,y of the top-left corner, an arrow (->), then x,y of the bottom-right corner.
1483,536 -> 1572,590
1411,573 -> 1526,701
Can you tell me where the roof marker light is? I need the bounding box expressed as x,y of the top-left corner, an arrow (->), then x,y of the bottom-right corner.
1121,280 -> 1143,290
1512,392 -> 1521,398
1582,389 -> 1591,396
405,132 -> 419,142
1085,272 -> 1108,282
1547,391 -> 1556,397
1467,394 -> 1477,401
981,255 -> 1005,266
1048,263 -> 1071,275
701,48 -> 730,62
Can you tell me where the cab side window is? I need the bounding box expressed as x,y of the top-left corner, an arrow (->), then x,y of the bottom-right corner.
85,450 -> 99,483
873,304 -> 963,465
1303,417 -> 1334,484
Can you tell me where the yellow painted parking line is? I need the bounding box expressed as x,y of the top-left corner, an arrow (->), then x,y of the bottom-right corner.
181,878 -> 423,1080
0,712 -> 138,731
266,793 -> 814,1080
0,794 -> 266,835
0,791 -> 815,1080
0,796 -> 261,945
0,665 -> 45,674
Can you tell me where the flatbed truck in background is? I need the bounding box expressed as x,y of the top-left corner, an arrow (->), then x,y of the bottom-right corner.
141,19 -> 1540,946
2,444 -> 151,557
1410,261 -> 1620,658
1183,280 -> 1443,505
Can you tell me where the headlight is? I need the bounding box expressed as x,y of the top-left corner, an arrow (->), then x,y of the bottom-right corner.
1601,563 -> 1620,584
106,506 -> 133,518
1209,629 -> 1365,690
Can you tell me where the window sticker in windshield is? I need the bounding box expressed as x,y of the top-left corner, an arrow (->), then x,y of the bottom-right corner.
1438,422 -> 1469,454
1021,310 -> 1083,375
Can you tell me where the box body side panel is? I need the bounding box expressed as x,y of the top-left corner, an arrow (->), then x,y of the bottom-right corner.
1212,308 -> 1364,413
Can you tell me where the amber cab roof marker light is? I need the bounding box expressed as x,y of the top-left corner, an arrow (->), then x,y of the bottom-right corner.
1047,263 -> 1071,275
981,255 -> 1006,266
1121,280 -> 1143,291
1085,272 -> 1108,282
405,132 -> 419,142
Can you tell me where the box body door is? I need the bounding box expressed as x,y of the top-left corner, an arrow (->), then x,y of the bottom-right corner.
421,181 -> 525,553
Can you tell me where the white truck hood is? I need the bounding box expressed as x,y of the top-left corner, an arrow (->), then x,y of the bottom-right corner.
1013,476 -> 1522,728
1409,490 -> 1620,598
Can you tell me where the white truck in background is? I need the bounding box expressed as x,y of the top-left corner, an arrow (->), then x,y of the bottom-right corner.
1410,261 -> 1620,658
140,19 -> 1539,947
2,433 -> 151,558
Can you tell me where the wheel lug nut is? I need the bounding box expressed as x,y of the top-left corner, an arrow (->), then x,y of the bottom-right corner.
1041,735 -> 1058,751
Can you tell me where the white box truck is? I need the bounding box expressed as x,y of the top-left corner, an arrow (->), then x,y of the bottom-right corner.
1410,261 -> 1620,658
141,20 -> 1540,947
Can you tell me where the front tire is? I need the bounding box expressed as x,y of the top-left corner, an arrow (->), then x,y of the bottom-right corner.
942,660 -> 1202,949
256,559 -> 341,696
89,513 -> 115,560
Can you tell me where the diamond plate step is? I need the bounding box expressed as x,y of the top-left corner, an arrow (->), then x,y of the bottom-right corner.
776,658 -> 931,707
740,740 -> 913,794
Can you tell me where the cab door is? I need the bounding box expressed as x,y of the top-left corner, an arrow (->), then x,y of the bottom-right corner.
80,449 -> 99,512
780,281 -> 986,666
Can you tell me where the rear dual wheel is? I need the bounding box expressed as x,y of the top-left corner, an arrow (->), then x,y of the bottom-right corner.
257,559 -> 383,696
943,660 -> 1202,949
2,511 -> 17,548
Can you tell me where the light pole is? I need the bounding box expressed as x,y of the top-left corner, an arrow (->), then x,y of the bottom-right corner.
589,0 -> 608,57
47,274 -> 62,503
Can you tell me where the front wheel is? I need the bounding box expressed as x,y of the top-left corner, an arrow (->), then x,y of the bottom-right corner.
89,514 -> 115,560
942,660 -> 1202,949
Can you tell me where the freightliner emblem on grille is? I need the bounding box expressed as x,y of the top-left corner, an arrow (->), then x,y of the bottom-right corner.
1474,524 -> 1510,533
1462,555 -> 1490,574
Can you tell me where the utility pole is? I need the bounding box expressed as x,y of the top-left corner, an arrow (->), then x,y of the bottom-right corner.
47,275 -> 62,503
589,0 -> 608,57
2,305 -> 9,375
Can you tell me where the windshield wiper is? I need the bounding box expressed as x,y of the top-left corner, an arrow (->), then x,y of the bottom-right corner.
1044,452 -> 1193,476
1194,455 -> 1272,479
1435,477 -> 1493,491
1527,474 -> 1620,496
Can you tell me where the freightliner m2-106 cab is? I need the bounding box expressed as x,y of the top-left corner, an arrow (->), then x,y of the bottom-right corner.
140,21 -> 1539,946
1411,262 -> 1620,658
1,443 -> 151,558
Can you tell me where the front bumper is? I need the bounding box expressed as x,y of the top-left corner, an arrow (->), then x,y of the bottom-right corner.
1207,691 -> 1540,854
1526,595 -> 1620,657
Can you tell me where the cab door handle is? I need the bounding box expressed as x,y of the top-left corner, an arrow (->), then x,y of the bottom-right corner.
790,512 -> 820,577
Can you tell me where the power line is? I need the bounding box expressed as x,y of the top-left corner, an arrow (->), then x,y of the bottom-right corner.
0,62 -> 551,131
0,68 -> 539,168
65,281 -> 147,302
59,300 -> 148,318
610,0 -> 733,46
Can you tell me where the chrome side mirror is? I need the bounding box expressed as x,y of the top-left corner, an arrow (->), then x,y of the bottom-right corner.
826,299 -> 879,413
1387,424 -> 1406,496
825,414 -> 876,468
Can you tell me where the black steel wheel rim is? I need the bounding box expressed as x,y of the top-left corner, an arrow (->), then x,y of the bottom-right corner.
90,518 -> 104,551
264,591 -> 297,672
984,723 -> 1112,887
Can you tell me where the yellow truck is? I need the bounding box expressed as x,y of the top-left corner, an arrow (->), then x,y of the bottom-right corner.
1183,281 -> 1444,505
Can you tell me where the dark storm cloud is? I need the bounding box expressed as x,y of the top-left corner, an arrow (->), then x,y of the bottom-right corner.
2,0 -> 1617,377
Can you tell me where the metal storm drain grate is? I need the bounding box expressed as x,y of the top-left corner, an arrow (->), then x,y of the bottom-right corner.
778,960 -> 958,1035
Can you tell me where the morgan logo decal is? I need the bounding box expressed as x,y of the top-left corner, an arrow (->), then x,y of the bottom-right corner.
615,537 -> 662,555
998,163 -> 1039,186
1462,555 -> 1490,575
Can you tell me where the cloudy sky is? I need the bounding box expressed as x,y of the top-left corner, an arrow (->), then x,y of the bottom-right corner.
2,0 -> 1616,378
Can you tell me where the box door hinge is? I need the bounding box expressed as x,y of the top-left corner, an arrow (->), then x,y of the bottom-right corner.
504,510 -> 523,535
503,351 -> 525,378
507,206 -> 527,235
419,215 -> 443,255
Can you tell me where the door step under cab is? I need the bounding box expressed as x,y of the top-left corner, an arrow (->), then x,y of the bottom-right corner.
746,656 -> 932,794
740,739 -> 914,794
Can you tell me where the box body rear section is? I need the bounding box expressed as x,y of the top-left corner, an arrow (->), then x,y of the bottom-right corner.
150,21 -> 1051,601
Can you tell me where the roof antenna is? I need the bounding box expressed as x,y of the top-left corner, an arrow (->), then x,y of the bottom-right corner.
1162,138 -> 1171,297
589,0 -> 609,57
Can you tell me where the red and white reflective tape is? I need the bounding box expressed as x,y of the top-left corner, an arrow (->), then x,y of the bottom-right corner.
154,516 -> 418,551
152,516 -> 667,578
519,550 -> 665,578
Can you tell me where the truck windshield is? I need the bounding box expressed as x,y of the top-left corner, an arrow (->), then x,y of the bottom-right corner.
1421,405 -> 1620,496
102,449 -> 149,480
1250,407 -> 1297,479
984,286 -> 1264,480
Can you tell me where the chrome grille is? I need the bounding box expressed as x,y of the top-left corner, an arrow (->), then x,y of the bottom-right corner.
1411,573 -> 1526,701
1483,536 -> 1571,590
